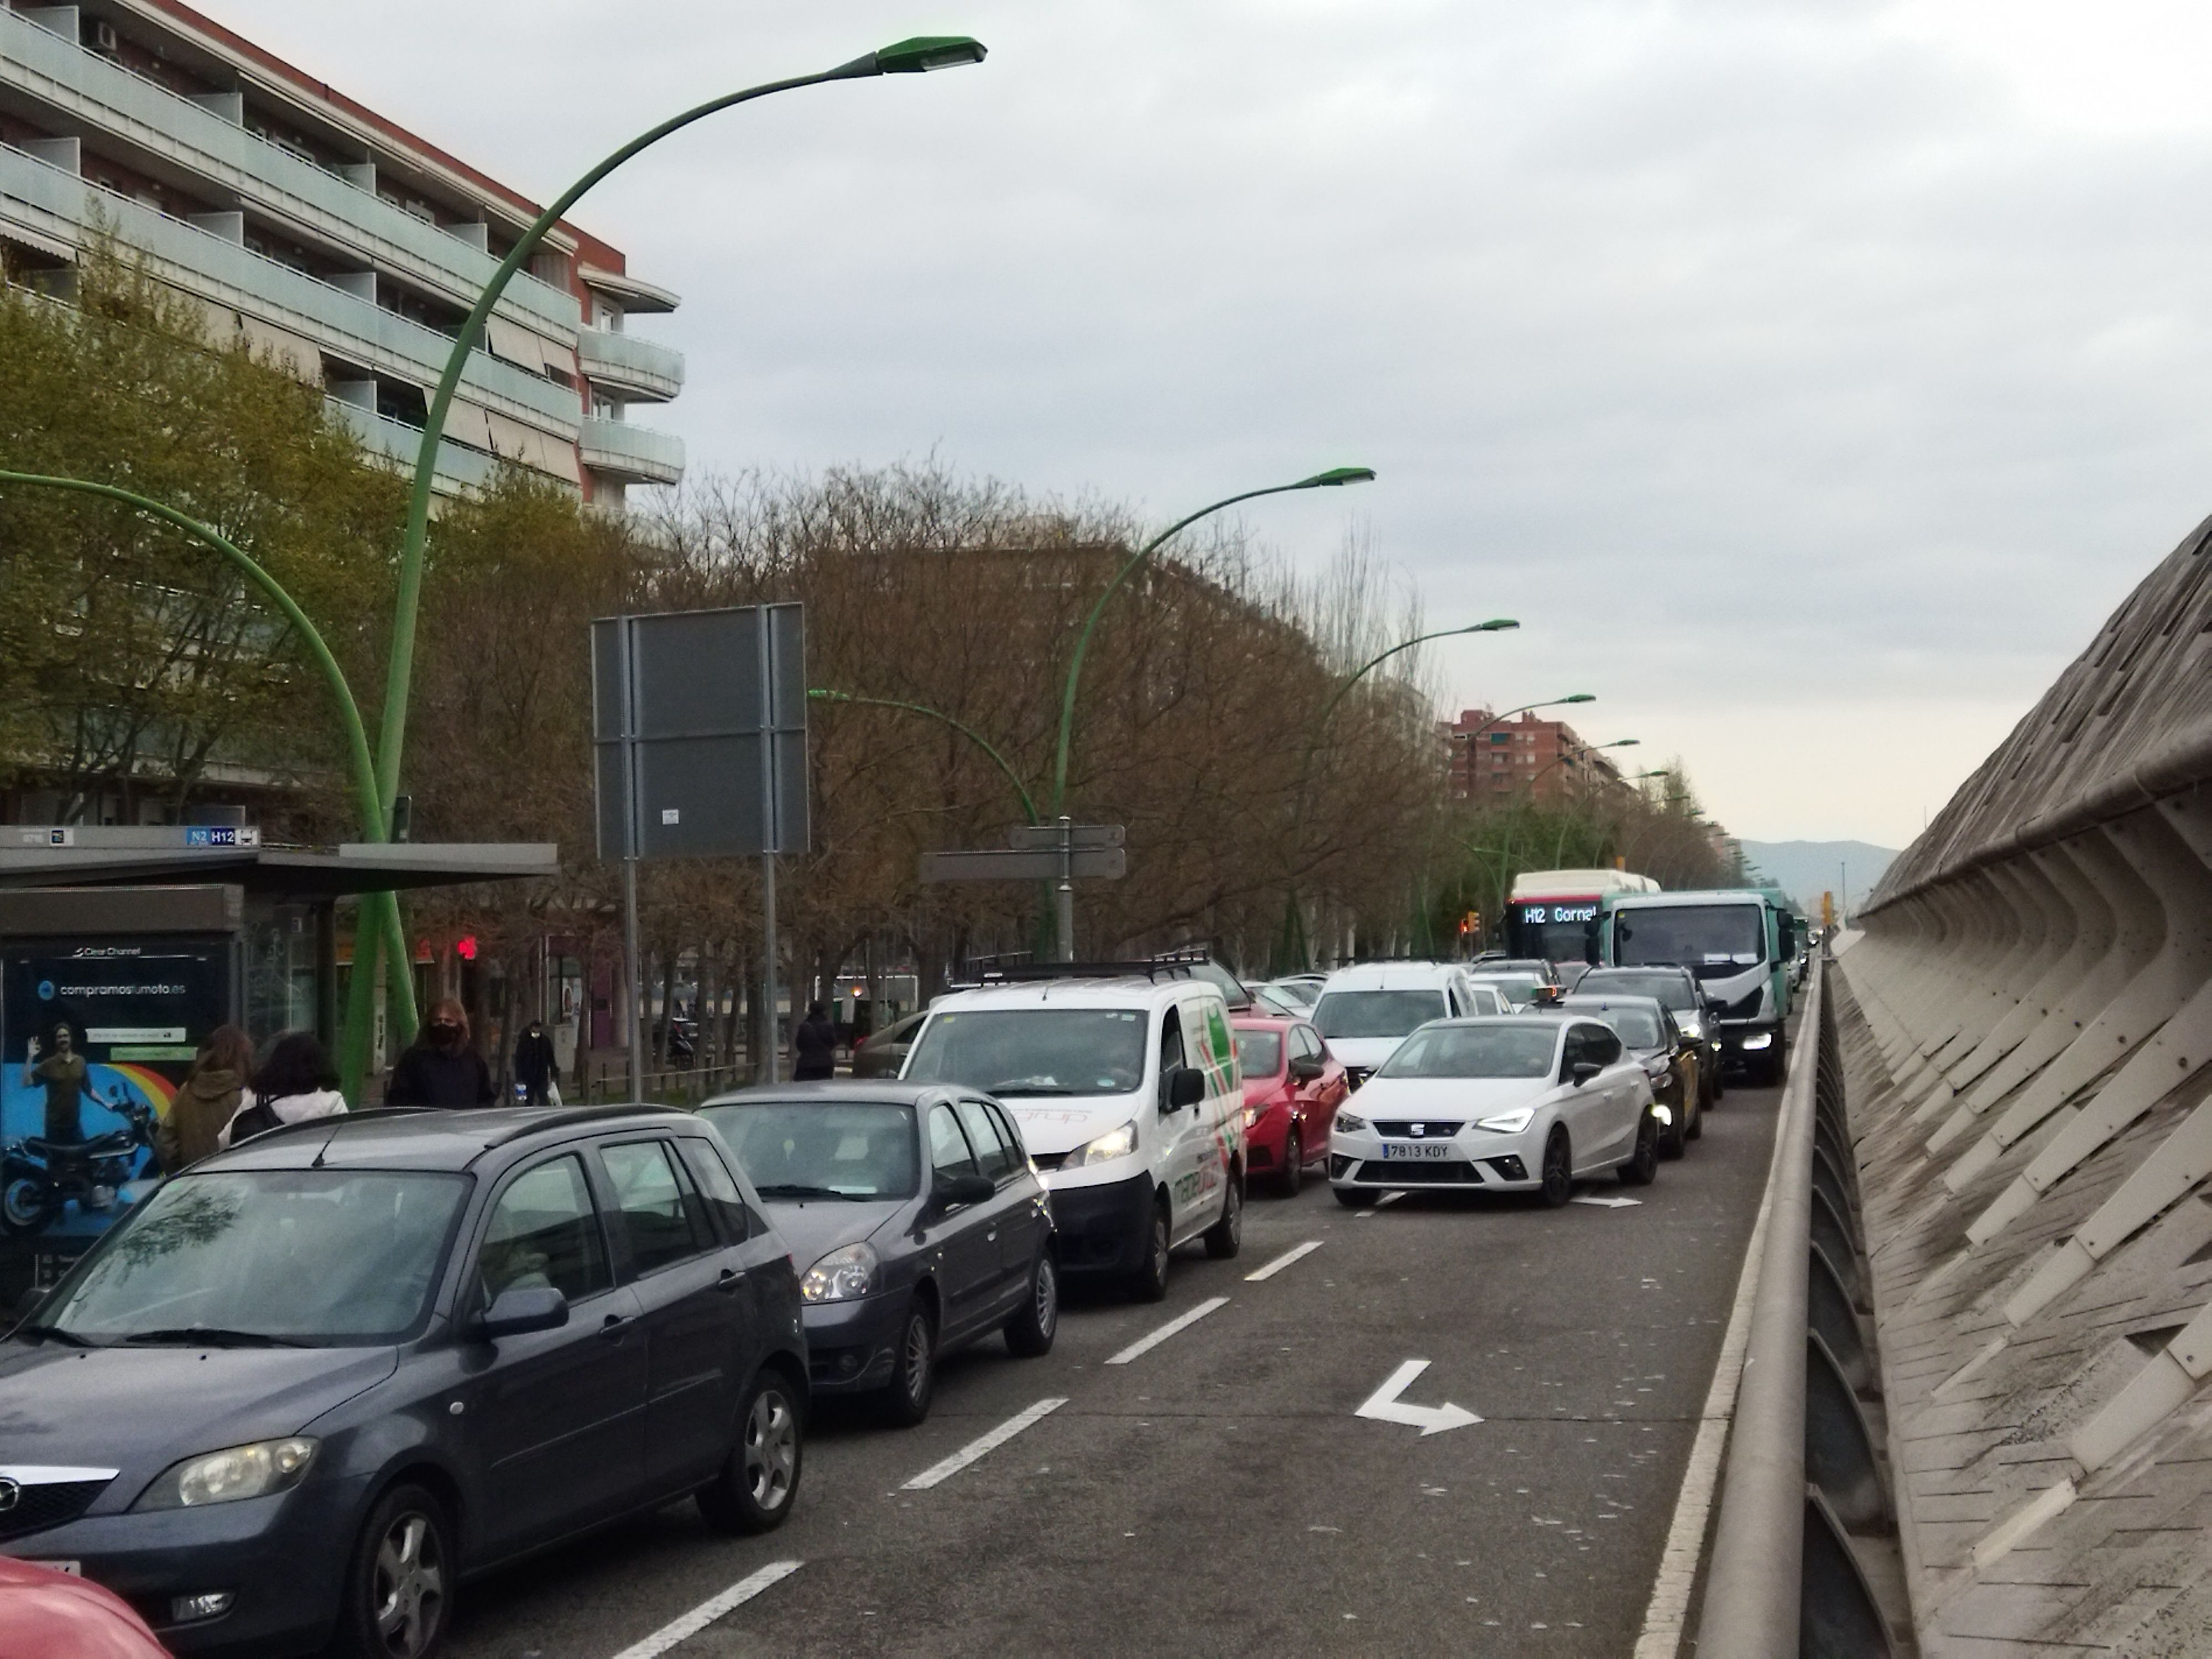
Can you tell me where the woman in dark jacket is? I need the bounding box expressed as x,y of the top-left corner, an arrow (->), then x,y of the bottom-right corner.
792,1002 -> 838,1081
385,999 -> 497,1108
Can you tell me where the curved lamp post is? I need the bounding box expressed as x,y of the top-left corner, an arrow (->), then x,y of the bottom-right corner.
0,470 -> 410,1098
354,37 -> 987,1060
809,688 -> 1037,825
1050,467 -> 1373,818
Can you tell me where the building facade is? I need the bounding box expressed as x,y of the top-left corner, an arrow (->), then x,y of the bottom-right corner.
1444,707 -> 1624,804
0,0 -> 684,506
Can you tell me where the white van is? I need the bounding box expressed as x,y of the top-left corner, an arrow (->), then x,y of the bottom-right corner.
900,971 -> 1245,1301
1311,961 -> 1485,1086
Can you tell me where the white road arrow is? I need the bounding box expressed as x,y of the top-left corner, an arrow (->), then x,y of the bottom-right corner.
1354,1359 -> 1481,1437
1571,1195 -> 1642,1209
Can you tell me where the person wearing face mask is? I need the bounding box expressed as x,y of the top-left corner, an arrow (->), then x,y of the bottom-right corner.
23,1022 -> 101,1144
384,998 -> 497,1108
513,1018 -> 558,1106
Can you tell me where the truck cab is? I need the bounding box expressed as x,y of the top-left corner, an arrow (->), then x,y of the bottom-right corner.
1595,890 -> 1796,1083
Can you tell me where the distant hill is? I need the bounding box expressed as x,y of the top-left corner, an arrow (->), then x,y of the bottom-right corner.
1734,840 -> 1898,916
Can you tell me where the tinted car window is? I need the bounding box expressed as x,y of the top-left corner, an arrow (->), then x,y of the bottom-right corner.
1377,1023 -> 1557,1079
984,1101 -> 1030,1166
703,1100 -> 921,1200
1579,1024 -> 1624,1066
954,1098 -> 1016,1182
601,1140 -> 713,1275
929,1102 -> 980,1180
677,1136 -> 752,1241
1235,1030 -> 1284,1076
481,1155 -> 611,1304
1314,989 -> 1448,1039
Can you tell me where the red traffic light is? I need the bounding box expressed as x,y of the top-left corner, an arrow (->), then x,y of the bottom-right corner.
456,935 -> 478,961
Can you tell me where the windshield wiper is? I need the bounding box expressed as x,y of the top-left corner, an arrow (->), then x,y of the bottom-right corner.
12,1322 -> 99,1348
754,1182 -> 868,1201
122,1326 -> 309,1348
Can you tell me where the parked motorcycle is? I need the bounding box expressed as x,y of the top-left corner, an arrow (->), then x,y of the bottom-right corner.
0,1089 -> 159,1237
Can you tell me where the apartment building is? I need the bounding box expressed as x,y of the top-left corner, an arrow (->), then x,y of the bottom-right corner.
1444,707 -> 1624,803
0,0 -> 684,506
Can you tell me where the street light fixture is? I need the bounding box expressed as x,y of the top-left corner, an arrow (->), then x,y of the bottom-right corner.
809,688 -> 1038,824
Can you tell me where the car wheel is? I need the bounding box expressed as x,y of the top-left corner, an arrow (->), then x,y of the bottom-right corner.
1203,1171 -> 1244,1259
1619,1111 -> 1660,1186
1540,1126 -> 1573,1208
1658,1094 -> 1687,1160
1004,1250 -> 1059,1357
879,1297 -> 938,1427
1275,1128 -> 1303,1197
698,1368 -> 804,1532
1710,1059 -> 1725,1103
1685,1089 -> 1704,1142
1333,1185 -> 1380,1209
333,1483 -> 452,1659
1130,1194 -> 1173,1302
0,1171 -> 57,1236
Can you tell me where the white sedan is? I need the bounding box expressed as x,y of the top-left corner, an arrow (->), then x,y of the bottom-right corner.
1328,1016 -> 1660,1208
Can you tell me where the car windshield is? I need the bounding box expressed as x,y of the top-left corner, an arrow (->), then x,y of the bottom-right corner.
41,1170 -> 468,1345
1472,975 -> 1542,1004
1313,989 -> 1449,1040
1615,906 -> 1766,968
1578,1008 -> 1664,1048
904,1008 -> 1149,1095
1582,971 -> 1694,1010
1261,980 -> 1319,1010
1234,1031 -> 1284,1076
1378,1024 -> 1558,1079
701,1102 -> 920,1199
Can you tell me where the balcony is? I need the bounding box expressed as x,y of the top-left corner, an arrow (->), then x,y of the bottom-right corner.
578,416 -> 684,486
325,398 -> 495,493
576,328 -> 684,403
0,148 -> 580,432
0,8 -> 578,334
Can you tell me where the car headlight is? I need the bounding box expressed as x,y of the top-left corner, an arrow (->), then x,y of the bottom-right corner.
800,1241 -> 880,1303
134,1438 -> 318,1510
1741,1033 -> 1773,1051
1333,1110 -> 1368,1134
1677,1014 -> 1704,1037
1070,1120 -> 1138,1166
1475,1108 -> 1536,1134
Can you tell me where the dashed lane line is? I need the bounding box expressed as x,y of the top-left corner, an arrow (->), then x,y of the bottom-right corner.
1103,1295 -> 1230,1365
900,1397 -> 1067,1491
1245,1240 -> 1324,1281
1353,1191 -> 1405,1217
606,1560 -> 804,1659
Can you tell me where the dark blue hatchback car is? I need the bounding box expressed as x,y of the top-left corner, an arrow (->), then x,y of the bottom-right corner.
0,1105 -> 808,1657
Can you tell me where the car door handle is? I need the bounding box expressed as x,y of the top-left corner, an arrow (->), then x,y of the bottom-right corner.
716,1268 -> 742,1295
599,1313 -> 632,1340
985,1228 -> 998,1243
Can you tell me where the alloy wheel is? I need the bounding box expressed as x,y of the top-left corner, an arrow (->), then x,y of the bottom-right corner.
1032,1255 -> 1058,1341
371,1512 -> 445,1658
744,1386 -> 799,1512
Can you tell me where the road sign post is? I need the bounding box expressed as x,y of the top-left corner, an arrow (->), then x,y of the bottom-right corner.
921,822 -> 1126,958
593,604 -> 807,1096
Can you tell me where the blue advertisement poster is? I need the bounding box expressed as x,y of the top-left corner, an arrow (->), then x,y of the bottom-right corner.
2,938 -> 229,1243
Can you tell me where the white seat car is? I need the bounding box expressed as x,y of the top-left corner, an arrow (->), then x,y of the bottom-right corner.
1327,1015 -> 1660,1208
901,971 -> 1245,1301
1310,961 -> 1486,1086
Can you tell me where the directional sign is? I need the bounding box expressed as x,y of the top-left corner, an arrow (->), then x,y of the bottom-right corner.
1006,822 -> 1125,851
1354,1359 -> 1481,1437
921,847 -> 1127,883
1570,1195 -> 1642,1209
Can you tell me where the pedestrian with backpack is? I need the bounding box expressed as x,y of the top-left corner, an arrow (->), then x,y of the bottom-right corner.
158,1025 -> 255,1171
218,1032 -> 347,1149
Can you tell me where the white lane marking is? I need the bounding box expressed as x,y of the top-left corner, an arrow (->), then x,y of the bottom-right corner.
1571,1195 -> 1642,1209
1631,1067 -> 1798,1657
607,1560 -> 804,1659
1245,1240 -> 1324,1281
901,1397 -> 1066,1490
1354,1358 -> 1481,1437
1353,1191 -> 1405,1217
1104,1296 -> 1230,1365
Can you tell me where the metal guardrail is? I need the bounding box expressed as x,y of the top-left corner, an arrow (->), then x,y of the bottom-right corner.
1696,956 -> 1903,1658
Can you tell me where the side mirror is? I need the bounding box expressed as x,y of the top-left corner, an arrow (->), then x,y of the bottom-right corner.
933,1171 -> 995,1209
1165,1066 -> 1207,1110
479,1285 -> 568,1340
1287,1056 -> 1323,1084
1571,1062 -> 1603,1087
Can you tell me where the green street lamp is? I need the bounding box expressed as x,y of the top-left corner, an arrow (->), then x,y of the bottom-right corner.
0,471 -> 411,1099
809,688 -> 1037,825
1313,619 -> 1517,729
1050,467 -> 1374,819
355,38 -> 987,1050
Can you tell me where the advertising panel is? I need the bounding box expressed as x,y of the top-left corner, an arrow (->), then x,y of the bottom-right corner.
1,936 -> 231,1241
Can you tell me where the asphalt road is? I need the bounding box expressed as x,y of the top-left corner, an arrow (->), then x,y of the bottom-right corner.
445,1072 -> 1783,1659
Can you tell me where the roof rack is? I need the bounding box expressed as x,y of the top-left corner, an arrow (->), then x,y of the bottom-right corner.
971,958 -> 1208,985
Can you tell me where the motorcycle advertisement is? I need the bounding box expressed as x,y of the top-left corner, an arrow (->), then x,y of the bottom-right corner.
2,938 -> 230,1243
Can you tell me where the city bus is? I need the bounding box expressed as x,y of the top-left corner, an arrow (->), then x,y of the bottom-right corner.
1505,868 -> 1661,968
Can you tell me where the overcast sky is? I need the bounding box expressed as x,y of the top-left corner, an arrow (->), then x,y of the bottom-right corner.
200,0 -> 2212,849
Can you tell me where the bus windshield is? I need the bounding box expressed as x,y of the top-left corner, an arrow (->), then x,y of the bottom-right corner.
1614,905 -> 1765,969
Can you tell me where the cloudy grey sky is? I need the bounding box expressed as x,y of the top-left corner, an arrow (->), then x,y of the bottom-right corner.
201,0 -> 2212,849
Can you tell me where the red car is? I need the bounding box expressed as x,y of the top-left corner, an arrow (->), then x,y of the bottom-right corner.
0,1557 -> 170,1659
1232,1015 -> 1349,1196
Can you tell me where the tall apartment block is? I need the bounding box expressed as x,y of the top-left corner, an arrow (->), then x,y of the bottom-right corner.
0,0 -> 684,506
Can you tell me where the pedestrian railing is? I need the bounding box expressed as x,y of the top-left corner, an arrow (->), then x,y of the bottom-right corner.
1695,955 -> 1907,1658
